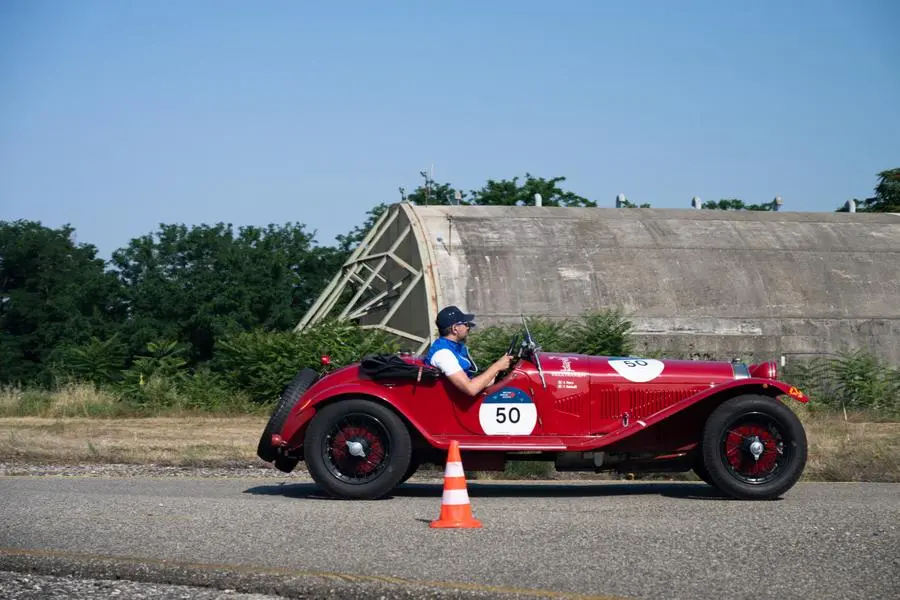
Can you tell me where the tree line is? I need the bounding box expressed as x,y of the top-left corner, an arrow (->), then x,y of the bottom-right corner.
2,168 -> 897,393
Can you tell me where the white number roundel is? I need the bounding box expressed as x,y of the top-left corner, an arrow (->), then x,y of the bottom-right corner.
479,387 -> 538,436
608,358 -> 665,383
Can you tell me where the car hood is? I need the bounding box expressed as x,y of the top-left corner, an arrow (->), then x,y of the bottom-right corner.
537,352 -> 750,385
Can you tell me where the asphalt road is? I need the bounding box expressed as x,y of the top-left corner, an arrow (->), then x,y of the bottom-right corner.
1,476 -> 898,600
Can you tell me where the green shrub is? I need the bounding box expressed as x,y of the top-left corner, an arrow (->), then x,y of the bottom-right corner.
212,319 -> 399,403
171,367 -> 254,413
119,340 -> 189,405
104,339 -> 253,413
50,335 -> 129,385
782,350 -> 900,418
467,308 -> 635,360
564,307 -> 634,357
465,321 -> 523,361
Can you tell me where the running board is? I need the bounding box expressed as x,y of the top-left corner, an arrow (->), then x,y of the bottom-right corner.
431,435 -> 568,451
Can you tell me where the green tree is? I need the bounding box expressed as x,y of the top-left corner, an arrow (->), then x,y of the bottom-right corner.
702,198 -> 775,211
0,220 -> 124,384
837,168 -> 900,213
618,197 -> 651,208
405,181 -> 468,206
468,173 -> 595,207
110,222 -> 341,364
404,173 -> 594,207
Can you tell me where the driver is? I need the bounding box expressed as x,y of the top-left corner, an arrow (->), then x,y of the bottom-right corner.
424,305 -> 513,397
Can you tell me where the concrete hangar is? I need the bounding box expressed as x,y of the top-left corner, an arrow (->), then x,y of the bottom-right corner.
296,202 -> 900,365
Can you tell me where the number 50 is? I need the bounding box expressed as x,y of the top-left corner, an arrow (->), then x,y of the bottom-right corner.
496,407 -> 520,424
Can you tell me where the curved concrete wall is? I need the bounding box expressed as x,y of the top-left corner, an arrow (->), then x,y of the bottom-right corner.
406,205 -> 900,364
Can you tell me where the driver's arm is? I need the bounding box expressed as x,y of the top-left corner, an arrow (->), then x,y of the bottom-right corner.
434,353 -> 513,397
446,357 -> 512,396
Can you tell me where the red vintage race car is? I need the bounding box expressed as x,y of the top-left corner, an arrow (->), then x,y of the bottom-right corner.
257,319 -> 809,501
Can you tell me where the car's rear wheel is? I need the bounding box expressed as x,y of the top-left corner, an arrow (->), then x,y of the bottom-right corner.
304,398 -> 412,500
257,368 -> 319,463
701,394 -> 807,500
399,453 -> 422,485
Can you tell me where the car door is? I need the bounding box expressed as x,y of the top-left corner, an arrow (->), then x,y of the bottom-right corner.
445,367 -> 556,437
446,357 -> 592,437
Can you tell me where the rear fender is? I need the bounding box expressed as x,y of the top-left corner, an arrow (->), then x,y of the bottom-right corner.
279,382 -> 439,448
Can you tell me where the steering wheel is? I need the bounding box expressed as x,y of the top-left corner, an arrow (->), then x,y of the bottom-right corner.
492,319 -> 548,389
506,332 -> 521,358
513,319 -> 548,389
493,331 -> 522,381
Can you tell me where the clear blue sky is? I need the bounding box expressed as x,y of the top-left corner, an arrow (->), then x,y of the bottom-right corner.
2,0 -> 898,259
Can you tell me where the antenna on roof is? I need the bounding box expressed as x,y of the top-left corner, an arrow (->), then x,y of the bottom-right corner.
420,168 -> 434,205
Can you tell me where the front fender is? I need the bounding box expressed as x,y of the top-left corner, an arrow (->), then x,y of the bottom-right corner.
588,377 -> 808,451
279,381 -> 439,448
699,377 -> 809,403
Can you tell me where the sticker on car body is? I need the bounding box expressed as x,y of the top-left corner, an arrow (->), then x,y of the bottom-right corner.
608,358 -> 665,382
479,387 -> 538,435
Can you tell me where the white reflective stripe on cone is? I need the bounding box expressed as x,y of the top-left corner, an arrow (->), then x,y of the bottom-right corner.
441,489 -> 470,505
444,462 -> 465,478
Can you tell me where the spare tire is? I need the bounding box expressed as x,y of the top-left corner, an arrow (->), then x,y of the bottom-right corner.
256,368 -> 319,463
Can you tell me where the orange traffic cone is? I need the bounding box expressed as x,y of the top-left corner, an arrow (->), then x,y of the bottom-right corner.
430,440 -> 482,529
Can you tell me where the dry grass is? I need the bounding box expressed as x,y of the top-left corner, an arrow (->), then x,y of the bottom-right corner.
1,382 -> 133,418
0,416 -> 269,467
0,410 -> 897,481
793,407 -> 900,482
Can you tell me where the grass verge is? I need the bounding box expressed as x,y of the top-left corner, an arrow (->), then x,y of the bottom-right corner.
0,409 -> 896,482
0,382 -> 268,419
0,416 -> 268,468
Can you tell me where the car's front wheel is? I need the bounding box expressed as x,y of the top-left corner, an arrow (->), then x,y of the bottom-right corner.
304,398 -> 412,500
701,394 -> 807,500
691,451 -> 715,487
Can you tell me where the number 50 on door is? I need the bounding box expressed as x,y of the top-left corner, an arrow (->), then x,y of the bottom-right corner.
478,387 -> 538,435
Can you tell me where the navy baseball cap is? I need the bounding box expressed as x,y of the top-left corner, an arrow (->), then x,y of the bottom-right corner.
436,305 -> 476,330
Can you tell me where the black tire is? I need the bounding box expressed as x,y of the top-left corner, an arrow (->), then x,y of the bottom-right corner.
399,453 -> 422,485
256,368 -> 319,463
701,394 -> 807,500
304,398 -> 412,500
692,453 -> 715,487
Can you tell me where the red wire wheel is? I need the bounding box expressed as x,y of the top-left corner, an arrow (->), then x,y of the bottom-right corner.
721,415 -> 785,484
701,394 -> 807,500
304,398 -> 412,500
324,414 -> 391,483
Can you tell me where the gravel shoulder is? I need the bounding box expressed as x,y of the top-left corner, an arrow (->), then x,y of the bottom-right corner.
0,570 -> 286,600
0,461 -> 448,482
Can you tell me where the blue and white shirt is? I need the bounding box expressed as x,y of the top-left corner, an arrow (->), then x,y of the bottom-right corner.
425,337 -> 478,379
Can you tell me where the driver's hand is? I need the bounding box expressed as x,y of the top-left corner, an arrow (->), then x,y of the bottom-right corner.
495,354 -> 513,371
